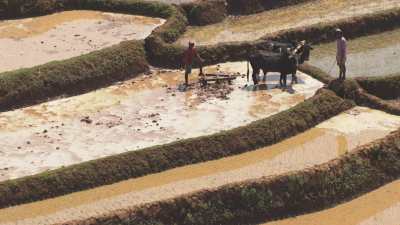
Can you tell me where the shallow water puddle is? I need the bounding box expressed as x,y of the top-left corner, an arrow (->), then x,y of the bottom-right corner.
309,28 -> 400,77
177,0 -> 400,46
0,10 -> 165,73
0,107 -> 399,224
263,179 -> 400,225
0,61 -> 323,181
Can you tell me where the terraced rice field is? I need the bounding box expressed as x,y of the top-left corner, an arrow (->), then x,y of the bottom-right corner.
0,62 -> 323,181
309,28 -> 400,78
263,180 -> 400,225
177,0 -> 400,46
1,1 -> 400,225
0,107 -> 399,224
0,10 -> 164,72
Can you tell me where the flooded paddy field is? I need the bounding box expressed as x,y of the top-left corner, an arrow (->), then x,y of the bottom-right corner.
0,62 -> 323,181
263,179 -> 400,225
309,28 -> 400,78
0,106 -> 399,224
0,10 -> 164,73
177,0 -> 400,46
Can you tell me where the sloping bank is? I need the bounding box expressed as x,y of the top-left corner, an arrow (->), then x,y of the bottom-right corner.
0,0 -> 186,111
179,0 -> 316,26
0,89 -> 353,209
300,63 -> 400,115
356,73 -> 400,100
146,8 -> 400,68
226,0 -> 314,15
63,124 -> 400,225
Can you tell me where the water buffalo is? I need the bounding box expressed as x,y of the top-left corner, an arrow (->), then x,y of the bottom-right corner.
246,41 -> 312,87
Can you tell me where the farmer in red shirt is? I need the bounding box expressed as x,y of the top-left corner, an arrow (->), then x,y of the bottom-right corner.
182,42 -> 203,86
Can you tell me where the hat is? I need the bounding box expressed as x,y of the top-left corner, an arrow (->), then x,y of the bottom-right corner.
335,28 -> 343,34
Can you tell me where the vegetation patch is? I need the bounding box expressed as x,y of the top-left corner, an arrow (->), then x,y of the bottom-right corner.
356,74 -> 400,100
63,127 -> 400,225
146,8 -> 400,68
181,0 -> 227,26
298,63 -> 334,84
0,0 -> 175,19
0,0 -> 183,110
0,40 -> 148,111
226,0 -> 313,15
302,65 -> 400,115
0,89 -> 353,209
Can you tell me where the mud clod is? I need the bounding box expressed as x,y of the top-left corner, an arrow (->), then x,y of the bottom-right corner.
81,117 -> 93,124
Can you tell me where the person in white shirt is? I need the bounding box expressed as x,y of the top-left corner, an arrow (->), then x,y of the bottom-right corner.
335,28 -> 347,80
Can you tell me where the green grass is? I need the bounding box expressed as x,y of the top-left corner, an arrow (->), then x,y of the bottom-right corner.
0,89 -> 353,209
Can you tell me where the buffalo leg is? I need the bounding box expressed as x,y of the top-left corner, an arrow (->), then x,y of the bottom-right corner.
262,70 -> 267,82
280,73 -> 287,87
252,68 -> 260,85
291,71 -> 298,84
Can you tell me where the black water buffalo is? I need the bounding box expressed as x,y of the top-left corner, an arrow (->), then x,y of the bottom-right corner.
247,41 -> 312,87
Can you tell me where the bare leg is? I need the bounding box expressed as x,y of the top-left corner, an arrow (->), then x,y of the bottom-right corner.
185,72 -> 189,85
280,73 -> 287,87
283,74 -> 287,87
291,72 -> 298,84
341,64 -> 346,80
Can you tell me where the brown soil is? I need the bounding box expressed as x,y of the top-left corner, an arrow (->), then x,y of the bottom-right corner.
0,62 -> 323,182
0,10 -> 164,73
262,180 -> 400,225
0,107 -> 398,225
177,0 -> 400,46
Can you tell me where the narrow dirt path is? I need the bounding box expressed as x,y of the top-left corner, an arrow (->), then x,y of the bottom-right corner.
177,0 -> 400,46
262,180 -> 400,225
0,107 -> 399,225
0,62 -> 322,182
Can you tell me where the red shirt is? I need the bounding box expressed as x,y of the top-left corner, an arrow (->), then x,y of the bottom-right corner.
183,47 -> 197,65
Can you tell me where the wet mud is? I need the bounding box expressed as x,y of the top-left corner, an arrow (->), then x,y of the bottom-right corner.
263,180 -> 400,225
309,28 -> 400,78
0,62 -> 323,181
0,10 -> 165,73
0,107 -> 399,224
177,0 -> 400,46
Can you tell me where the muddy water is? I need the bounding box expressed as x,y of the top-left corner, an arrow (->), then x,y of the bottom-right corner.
263,180 -> 400,225
0,10 -> 165,73
0,62 -> 323,181
309,28 -> 400,78
177,0 -> 400,46
0,107 -> 399,224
